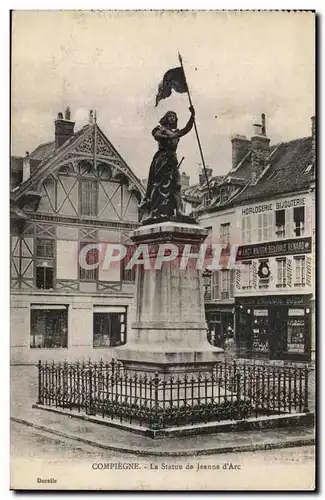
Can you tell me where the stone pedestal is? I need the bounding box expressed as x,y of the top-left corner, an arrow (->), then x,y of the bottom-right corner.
115,221 -> 224,374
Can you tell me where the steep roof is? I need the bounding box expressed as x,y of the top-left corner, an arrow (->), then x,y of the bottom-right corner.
30,141 -> 55,161
233,137 -> 313,204
183,175 -> 224,202
11,122 -> 145,203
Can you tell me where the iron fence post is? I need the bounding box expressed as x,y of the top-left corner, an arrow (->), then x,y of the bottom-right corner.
152,371 -> 160,429
36,360 -> 42,405
303,365 -> 310,413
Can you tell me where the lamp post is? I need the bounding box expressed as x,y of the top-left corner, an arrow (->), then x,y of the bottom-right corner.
202,269 -> 212,300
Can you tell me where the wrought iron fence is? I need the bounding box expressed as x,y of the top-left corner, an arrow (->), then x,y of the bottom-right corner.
36,358 -> 309,430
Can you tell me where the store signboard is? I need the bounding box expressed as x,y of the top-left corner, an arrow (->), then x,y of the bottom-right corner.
288,309 -> 305,316
241,196 -> 306,216
236,237 -> 312,261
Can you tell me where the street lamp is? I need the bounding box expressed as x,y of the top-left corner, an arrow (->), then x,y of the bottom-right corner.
202,269 -> 212,300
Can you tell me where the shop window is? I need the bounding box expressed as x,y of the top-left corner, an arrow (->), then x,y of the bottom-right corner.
276,258 -> 287,288
30,306 -> 68,348
80,179 -> 98,216
220,223 -> 230,245
275,209 -> 285,239
79,242 -> 99,281
294,256 -> 306,287
36,239 -> 54,258
36,266 -> 53,289
242,261 -> 252,290
252,309 -> 269,352
93,308 -> 126,347
241,215 -> 251,244
221,269 -> 230,299
294,206 -> 305,237
286,309 -> 305,353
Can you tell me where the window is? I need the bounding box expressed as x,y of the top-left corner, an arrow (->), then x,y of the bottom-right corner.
275,209 -> 285,239
211,270 -> 220,300
121,245 -> 136,282
242,261 -> 252,289
220,223 -> 230,245
30,306 -> 68,348
80,179 -> 98,216
241,215 -> 251,244
287,309 -> 305,353
93,308 -> 126,347
202,193 -> 210,207
79,242 -> 99,281
294,256 -> 306,286
276,258 -> 287,288
36,266 -> 53,289
220,188 -> 228,204
36,239 -> 54,258
204,226 -> 212,255
294,206 -> 305,237
221,270 -> 230,299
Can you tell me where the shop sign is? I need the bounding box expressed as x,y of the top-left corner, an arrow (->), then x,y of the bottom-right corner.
236,237 -> 312,261
236,295 -> 311,307
241,197 -> 306,216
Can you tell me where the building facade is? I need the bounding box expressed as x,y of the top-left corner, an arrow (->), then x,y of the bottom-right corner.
194,114 -> 316,361
10,108 -> 144,364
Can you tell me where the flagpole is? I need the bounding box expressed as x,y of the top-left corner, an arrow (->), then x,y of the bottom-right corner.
178,52 -> 212,200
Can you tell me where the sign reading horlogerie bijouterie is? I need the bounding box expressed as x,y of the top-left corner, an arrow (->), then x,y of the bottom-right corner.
236,237 -> 312,261
241,197 -> 306,216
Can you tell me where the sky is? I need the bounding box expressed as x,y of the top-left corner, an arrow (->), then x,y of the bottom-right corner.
11,10 -> 315,184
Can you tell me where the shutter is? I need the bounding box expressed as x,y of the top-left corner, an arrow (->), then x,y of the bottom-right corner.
252,261 -> 258,289
268,212 -> 274,241
230,269 -> 235,297
241,217 -> 246,244
235,267 -> 241,290
285,207 -> 293,239
212,270 -> 220,299
306,256 -> 312,286
258,214 -> 262,242
304,203 -> 312,237
286,257 -> 292,287
247,216 -> 251,243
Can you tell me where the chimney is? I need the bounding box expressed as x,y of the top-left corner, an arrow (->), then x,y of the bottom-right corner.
311,116 -> 315,166
22,151 -> 30,182
199,167 -> 213,186
180,171 -> 190,190
89,110 -> 94,124
251,113 -> 270,176
55,106 -> 75,149
231,134 -> 251,169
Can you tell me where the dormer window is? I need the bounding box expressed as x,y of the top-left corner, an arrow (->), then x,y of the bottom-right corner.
202,193 -> 210,207
220,187 -> 228,203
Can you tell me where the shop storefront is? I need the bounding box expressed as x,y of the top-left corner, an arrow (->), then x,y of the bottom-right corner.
205,306 -> 234,348
235,295 -> 312,361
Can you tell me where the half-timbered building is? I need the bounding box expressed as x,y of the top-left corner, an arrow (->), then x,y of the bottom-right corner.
10,108 -> 145,364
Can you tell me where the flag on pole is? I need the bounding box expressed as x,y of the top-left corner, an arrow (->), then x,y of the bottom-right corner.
155,67 -> 188,106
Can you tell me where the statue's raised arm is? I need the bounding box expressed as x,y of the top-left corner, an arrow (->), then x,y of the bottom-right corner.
139,108 -> 197,225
